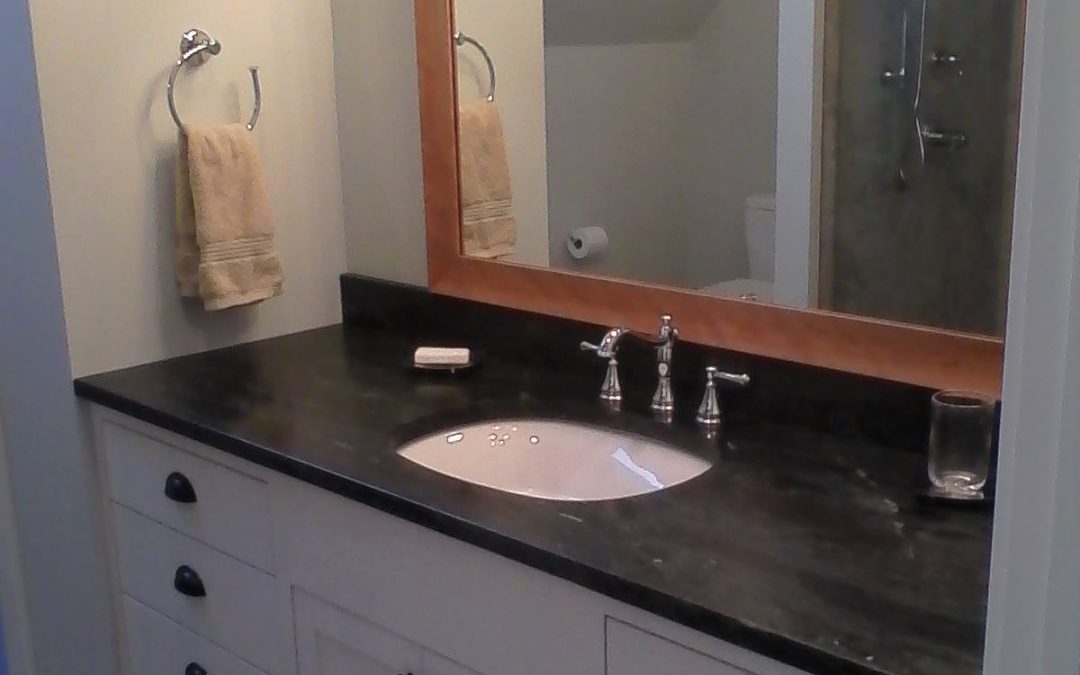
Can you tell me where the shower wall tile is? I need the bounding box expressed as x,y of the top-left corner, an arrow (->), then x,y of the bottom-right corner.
822,0 -> 1022,337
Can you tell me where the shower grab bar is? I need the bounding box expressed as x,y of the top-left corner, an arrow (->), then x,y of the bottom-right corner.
167,29 -> 262,133
455,31 -> 497,102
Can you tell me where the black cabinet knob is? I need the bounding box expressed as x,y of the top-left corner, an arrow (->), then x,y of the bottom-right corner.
173,565 -> 207,598
165,472 -> 198,504
185,664 -> 208,675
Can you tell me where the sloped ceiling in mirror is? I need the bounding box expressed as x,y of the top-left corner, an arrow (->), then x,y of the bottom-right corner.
544,0 -> 724,46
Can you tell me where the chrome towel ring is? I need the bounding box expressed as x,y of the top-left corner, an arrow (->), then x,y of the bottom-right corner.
167,29 -> 262,132
455,31 -> 496,102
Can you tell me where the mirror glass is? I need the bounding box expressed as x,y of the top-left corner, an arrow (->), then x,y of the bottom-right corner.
451,0 -> 1023,337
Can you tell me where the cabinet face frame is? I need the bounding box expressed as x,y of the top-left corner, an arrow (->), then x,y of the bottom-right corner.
413,0 -> 1005,394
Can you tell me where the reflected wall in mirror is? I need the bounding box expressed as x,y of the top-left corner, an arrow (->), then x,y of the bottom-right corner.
453,0 -> 1024,337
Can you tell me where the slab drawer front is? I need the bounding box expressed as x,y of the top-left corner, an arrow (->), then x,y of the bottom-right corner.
113,505 -> 294,675
102,420 -> 274,571
122,595 -> 267,675
606,618 -> 752,675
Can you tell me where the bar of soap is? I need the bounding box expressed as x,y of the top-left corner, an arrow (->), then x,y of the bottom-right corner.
414,347 -> 471,367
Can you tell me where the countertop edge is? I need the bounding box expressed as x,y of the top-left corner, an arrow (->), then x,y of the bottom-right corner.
74,378 -> 891,675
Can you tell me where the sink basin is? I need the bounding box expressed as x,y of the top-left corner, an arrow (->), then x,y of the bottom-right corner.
398,419 -> 713,502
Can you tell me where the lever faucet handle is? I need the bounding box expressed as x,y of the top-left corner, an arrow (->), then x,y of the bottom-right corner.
581,328 -> 628,360
715,371 -> 750,387
696,368 -> 750,427
581,330 -> 623,402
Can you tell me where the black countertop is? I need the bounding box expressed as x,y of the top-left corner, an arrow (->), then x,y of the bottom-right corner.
74,325 -> 991,675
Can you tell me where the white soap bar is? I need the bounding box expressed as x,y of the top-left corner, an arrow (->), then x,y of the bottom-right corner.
414,347 -> 471,367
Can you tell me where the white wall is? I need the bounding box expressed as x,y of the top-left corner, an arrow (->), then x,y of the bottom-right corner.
545,0 -> 778,289
333,0 -> 550,276
333,0 -> 428,286
0,2 -> 119,674
0,2 -> 350,673
456,0 -> 551,267
984,0 -> 1080,671
28,0 -> 347,377
545,0 -> 721,45
684,0 -> 779,290
545,41 -> 694,286
773,0 -> 821,309
336,1 -> 780,290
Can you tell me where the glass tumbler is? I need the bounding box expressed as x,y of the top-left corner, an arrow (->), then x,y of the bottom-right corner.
928,391 -> 995,498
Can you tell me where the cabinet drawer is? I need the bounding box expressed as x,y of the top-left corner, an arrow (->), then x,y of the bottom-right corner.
295,591 -> 481,675
122,595 -> 267,675
606,618 -> 752,675
102,420 -> 274,571
113,505 -> 294,675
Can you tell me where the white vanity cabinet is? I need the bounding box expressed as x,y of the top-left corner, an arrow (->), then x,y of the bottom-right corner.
91,408 -> 809,675
606,619 -> 752,675
295,591 -> 479,675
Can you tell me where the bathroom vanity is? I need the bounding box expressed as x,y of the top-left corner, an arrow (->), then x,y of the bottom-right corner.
72,2 -> 1011,673
91,408 -> 802,675
75,279 -> 990,675
7,0 -> 1066,673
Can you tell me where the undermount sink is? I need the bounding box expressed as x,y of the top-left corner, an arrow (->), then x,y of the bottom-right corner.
398,419 -> 714,502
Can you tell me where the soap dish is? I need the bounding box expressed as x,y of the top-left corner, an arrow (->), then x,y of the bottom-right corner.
408,352 -> 482,377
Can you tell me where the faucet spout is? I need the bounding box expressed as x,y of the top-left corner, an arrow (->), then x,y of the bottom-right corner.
580,316 -> 679,414
580,326 -> 668,358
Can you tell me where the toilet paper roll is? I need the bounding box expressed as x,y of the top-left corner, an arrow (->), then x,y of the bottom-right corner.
567,226 -> 609,261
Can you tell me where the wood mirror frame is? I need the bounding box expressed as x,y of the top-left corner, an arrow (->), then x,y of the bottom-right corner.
414,0 -> 1004,395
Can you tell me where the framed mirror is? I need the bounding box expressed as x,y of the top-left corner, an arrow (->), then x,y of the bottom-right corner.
413,0 -> 1020,393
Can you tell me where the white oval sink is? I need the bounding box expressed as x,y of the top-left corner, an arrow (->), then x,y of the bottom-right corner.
398,419 -> 713,502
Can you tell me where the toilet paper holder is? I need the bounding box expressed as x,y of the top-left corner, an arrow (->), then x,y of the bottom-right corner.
567,226 -> 609,261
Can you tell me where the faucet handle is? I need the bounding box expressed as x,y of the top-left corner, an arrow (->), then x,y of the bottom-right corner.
715,371 -> 750,387
581,327 -> 628,360
581,329 -> 624,402
696,367 -> 750,427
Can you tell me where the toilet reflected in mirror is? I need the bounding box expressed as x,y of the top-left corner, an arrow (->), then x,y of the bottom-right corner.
699,194 -> 776,303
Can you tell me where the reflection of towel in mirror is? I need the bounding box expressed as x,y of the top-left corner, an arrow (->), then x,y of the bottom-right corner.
458,101 -> 517,259
176,123 -> 284,311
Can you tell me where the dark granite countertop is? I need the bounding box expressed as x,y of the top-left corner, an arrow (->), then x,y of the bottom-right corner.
74,325 -> 991,675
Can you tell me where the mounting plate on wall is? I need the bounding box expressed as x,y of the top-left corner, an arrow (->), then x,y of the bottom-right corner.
179,28 -> 220,67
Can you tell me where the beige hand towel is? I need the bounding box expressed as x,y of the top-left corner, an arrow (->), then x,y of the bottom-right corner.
176,123 -> 284,311
458,101 -> 517,259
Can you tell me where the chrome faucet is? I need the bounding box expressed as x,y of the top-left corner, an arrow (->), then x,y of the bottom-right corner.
580,327 -> 631,403
696,367 -> 751,428
581,315 -> 679,412
651,315 -> 678,413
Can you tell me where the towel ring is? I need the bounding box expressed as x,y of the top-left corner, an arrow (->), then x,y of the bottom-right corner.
454,31 -> 496,102
167,29 -> 262,132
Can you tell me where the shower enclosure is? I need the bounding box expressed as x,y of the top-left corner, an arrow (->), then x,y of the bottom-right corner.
819,0 -> 1025,336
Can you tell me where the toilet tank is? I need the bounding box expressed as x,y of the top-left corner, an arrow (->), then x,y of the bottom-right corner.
745,193 -> 776,282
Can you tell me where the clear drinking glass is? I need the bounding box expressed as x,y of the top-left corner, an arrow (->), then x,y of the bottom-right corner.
928,391 -> 995,498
